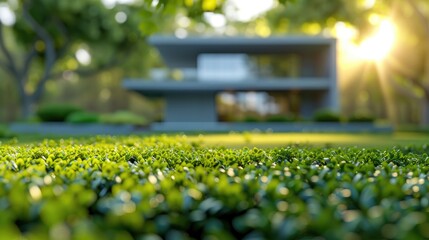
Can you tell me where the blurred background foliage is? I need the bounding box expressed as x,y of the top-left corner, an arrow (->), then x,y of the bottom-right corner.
0,0 -> 428,127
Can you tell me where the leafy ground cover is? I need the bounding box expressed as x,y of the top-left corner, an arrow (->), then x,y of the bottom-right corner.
1,135 -> 429,239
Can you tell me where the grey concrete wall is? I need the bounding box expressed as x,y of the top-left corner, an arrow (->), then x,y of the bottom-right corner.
165,93 -> 217,122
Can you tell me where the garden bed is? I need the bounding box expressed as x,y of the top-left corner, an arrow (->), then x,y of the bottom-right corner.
150,122 -> 393,133
9,122 -> 392,135
9,123 -> 149,136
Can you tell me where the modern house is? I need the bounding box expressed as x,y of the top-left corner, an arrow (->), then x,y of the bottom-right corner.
123,35 -> 339,131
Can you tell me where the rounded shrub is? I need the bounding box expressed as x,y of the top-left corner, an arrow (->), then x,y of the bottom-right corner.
313,109 -> 341,122
100,111 -> 148,125
243,116 -> 261,123
266,114 -> 295,122
36,103 -> 83,122
349,113 -> 375,123
0,125 -> 14,139
66,111 -> 99,124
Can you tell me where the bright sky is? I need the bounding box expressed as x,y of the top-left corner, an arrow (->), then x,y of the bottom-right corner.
363,0 -> 376,9
0,3 -> 15,26
101,0 -> 135,9
75,48 -> 92,66
204,0 -> 275,28
224,0 -> 275,22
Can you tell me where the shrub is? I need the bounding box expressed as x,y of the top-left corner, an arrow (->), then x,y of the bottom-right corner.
66,111 -> 99,124
313,109 -> 341,122
36,103 -> 83,122
243,116 -> 261,122
266,114 -> 295,122
349,113 -> 375,123
0,125 -> 14,138
100,111 -> 148,125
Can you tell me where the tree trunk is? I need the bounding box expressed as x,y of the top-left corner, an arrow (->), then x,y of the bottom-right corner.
424,47 -> 429,126
14,76 -> 36,120
418,42 -> 429,126
421,99 -> 429,126
20,96 -> 35,120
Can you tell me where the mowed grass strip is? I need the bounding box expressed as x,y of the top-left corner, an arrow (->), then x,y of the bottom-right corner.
187,132 -> 429,148
8,132 -> 429,148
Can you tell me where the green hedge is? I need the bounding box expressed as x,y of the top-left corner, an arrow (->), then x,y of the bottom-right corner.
0,125 -> 14,138
266,114 -> 296,122
1,136 -> 429,239
242,116 -> 261,123
349,113 -> 375,123
66,111 -> 99,124
100,111 -> 148,125
36,103 -> 83,122
313,109 -> 341,122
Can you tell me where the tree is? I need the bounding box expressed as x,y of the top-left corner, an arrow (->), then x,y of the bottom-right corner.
384,0 -> 429,125
0,0 -> 232,119
262,0 -> 429,125
0,0 -> 150,118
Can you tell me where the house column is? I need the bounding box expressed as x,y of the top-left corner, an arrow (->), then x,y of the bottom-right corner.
164,92 -> 217,122
327,41 -> 339,111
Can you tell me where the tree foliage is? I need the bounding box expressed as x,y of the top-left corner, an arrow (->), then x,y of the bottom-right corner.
0,0 -> 148,118
263,0 -> 429,125
0,0 -> 233,119
372,0 -> 429,124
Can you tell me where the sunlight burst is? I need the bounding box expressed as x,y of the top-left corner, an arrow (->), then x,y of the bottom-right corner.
358,20 -> 396,61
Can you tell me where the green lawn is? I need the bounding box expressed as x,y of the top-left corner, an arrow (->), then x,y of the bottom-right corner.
186,132 -> 429,148
5,132 -> 429,148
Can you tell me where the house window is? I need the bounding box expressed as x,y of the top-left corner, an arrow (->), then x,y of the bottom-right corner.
249,53 -> 328,79
197,54 -> 252,82
216,91 -> 303,122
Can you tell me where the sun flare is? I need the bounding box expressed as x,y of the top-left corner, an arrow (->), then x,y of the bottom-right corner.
358,20 -> 396,61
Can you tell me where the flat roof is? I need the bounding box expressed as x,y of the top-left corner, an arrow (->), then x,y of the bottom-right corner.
149,35 -> 336,68
123,78 -> 331,96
